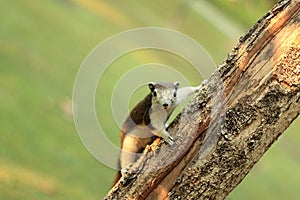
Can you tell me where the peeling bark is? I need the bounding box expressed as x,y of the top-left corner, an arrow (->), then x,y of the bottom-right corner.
105,0 -> 300,199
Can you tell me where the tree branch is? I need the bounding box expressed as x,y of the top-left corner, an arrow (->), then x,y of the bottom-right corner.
105,0 -> 300,199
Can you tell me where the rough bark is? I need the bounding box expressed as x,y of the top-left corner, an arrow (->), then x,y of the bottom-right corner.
105,0 -> 300,199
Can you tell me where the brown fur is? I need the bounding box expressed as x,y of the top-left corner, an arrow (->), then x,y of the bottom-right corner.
113,93 -> 156,185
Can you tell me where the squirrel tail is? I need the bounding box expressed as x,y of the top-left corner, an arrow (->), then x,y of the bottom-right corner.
112,159 -> 122,186
112,170 -> 122,187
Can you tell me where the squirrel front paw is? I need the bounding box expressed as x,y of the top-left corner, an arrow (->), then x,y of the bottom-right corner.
152,129 -> 174,145
162,131 -> 174,146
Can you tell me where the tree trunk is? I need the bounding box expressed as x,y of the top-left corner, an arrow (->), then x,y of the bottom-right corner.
105,0 -> 300,199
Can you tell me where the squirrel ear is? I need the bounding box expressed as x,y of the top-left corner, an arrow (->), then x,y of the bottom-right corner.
148,82 -> 155,91
174,82 -> 180,90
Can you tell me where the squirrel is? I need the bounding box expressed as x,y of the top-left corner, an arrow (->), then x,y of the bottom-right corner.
114,81 -> 203,185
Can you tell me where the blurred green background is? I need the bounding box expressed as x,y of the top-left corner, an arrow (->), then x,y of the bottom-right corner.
1,0 -> 299,199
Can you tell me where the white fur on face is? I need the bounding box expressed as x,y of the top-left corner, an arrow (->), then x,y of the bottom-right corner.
152,88 -> 177,109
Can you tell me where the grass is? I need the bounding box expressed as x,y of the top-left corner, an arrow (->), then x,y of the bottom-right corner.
0,0 -> 299,199
208,0 -> 275,28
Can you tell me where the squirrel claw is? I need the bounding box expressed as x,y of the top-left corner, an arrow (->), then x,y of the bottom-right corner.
165,135 -> 174,146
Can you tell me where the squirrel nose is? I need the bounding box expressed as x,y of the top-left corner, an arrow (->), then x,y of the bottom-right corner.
163,103 -> 168,109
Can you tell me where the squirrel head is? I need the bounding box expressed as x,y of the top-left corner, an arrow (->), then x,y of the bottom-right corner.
148,82 -> 180,110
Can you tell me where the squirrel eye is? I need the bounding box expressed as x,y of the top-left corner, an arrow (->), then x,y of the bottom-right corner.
173,92 -> 177,97
153,91 -> 157,97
